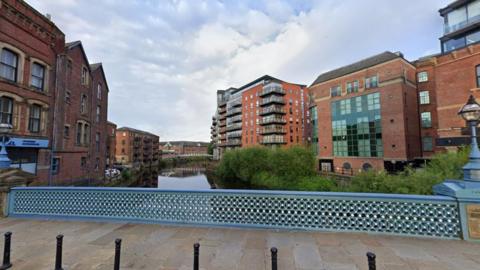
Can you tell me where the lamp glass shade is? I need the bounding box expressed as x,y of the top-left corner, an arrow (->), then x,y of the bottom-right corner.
459,95 -> 480,121
0,123 -> 12,134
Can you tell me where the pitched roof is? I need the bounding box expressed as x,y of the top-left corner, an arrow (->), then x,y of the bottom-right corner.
90,63 -> 102,71
117,127 -> 159,138
65,41 -> 91,71
310,51 -> 404,87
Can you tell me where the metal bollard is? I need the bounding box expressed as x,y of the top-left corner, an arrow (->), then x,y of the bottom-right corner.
0,232 -> 12,270
366,252 -> 376,270
270,247 -> 278,270
114,239 -> 121,270
55,235 -> 64,270
193,243 -> 200,270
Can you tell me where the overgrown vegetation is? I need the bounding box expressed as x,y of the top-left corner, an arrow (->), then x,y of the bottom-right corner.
215,146 -> 470,195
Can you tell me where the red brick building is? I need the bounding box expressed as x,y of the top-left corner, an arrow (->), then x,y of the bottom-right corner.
106,121 -> 116,168
159,141 -> 209,158
0,0 -> 64,179
211,75 -> 308,158
309,52 -> 421,173
115,127 -> 159,168
1,0 -> 112,184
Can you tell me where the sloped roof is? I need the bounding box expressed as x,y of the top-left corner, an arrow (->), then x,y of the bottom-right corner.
117,127 -> 159,138
310,51 -> 404,87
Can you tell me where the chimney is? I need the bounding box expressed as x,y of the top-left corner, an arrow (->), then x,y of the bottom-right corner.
46,13 -> 52,21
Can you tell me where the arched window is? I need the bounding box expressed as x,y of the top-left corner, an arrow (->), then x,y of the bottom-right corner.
362,163 -> 373,171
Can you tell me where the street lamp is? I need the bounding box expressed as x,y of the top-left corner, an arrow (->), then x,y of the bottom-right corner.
458,95 -> 480,182
0,123 -> 13,169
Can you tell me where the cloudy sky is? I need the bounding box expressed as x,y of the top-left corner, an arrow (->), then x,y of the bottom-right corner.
29,0 -> 450,142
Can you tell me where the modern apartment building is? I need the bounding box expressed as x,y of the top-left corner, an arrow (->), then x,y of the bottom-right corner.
1,0 -> 112,184
115,127 -> 159,168
211,75 -> 308,158
440,0 -> 480,53
308,52 -> 421,173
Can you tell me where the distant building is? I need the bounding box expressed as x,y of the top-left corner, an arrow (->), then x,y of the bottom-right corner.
159,141 -> 209,158
211,75 -> 308,159
440,0 -> 480,53
115,127 -> 159,167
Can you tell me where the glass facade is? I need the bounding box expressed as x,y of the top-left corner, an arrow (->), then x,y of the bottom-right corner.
331,93 -> 383,157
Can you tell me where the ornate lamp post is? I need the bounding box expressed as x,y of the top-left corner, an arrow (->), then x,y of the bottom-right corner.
0,123 -> 12,169
458,95 -> 480,182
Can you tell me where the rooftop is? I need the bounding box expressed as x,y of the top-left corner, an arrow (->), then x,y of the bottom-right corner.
310,51 -> 404,87
1,218 -> 478,270
160,141 -> 209,147
117,127 -> 159,138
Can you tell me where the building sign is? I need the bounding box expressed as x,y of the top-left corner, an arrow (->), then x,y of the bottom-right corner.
467,204 -> 480,240
5,137 -> 49,148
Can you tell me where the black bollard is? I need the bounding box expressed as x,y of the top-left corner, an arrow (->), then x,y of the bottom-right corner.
114,239 -> 121,270
366,252 -> 376,270
55,235 -> 63,270
193,243 -> 200,270
0,232 -> 12,270
270,247 -> 278,270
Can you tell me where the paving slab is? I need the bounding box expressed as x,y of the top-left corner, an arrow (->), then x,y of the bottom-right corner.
0,218 -> 478,270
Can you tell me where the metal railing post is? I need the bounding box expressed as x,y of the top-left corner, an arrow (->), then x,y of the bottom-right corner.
366,252 -> 376,270
55,235 -> 63,270
270,247 -> 277,270
193,243 -> 199,270
0,232 -> 12,270
114,239 -> 121,270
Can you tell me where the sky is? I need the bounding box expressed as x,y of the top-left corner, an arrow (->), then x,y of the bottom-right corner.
28,0 -> 451,142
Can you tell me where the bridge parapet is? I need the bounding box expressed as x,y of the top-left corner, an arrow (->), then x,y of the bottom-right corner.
7,187 -> 461,239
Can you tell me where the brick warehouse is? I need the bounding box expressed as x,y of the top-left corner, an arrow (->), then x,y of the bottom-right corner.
211,75 -> 308,159
0,0 -> 112,184
115,127 -> 159,168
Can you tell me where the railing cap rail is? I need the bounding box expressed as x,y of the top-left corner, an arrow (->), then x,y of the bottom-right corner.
10,187 -> 456,202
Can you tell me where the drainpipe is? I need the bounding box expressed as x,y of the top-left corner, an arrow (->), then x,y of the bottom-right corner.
48,54 -> 62,186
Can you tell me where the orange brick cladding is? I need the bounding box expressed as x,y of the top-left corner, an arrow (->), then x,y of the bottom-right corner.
308,53 -> 421,173
115,127 -> 159,168
1,0 -> 112,184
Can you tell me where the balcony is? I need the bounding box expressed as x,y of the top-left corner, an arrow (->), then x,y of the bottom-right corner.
226,123 -> 242,131
219,127 -> 226,134
259,117 -> 286,125
261,127 -> 286,135
227,115 -> 242,123
259,84 -> 285,97
228,100 -> 242,108
219,120 -> 226,127
219,107 -> 227,114
261,136 -> 286,145
226,107 -> 242,116
444,14 -> 480,35
260,96 -> 285,106
227,132 -> 242,139
260,106 -> 286,116
225,139 -> 242,147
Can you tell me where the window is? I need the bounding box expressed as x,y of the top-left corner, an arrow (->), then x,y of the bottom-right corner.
0,97 -> 13,125
0,49 -> 18,82
64,125 -> 70,137
421,112 -> 432,128
417,72 -> 428,82
331,85 -> 342,97
81,67 -> 88,85
95,157 -> 100,171
96,105 -> 101,122
83,124 -> 90,145
97,84 -> 102,99
365,76 -> 378,89
419,91 -> 430,105
28,104 -> 41,133
31,63 -> 45,90
76,122 -> 82,145
51,158 -> 60,175
80,94 -> 87,113
422,137 -> 433,152
81,157 -> 87,168
346,80 -> 359,93
477,65 -> 480,87
65,91 -> 71,103
96,132 -> 100,152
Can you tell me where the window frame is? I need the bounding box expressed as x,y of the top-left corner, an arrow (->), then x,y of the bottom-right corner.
330,85 -> 342,97
0,96 -> 13,125
419,91 -> 430,105
417,71 -> 428,83
0,48 -> 18,82
51,157 -> 60,175
30,62 -> 45,91
28,104 -> 42,133
421,112 -> 432,128
422,136 -> 434,152
476,65 -> 480,87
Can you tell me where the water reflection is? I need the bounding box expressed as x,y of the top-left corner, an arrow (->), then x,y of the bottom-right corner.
158,168 -> 216,190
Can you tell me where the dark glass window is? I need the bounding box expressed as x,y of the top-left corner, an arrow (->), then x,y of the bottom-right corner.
331,92 -> 382,157
76,122 -> 82,145
443,37 -> 466,52
331,85 -> 342,97
51,158 -> 60,175
346,80 -> 359,93
28,104 -> 41,133
0,97 -> 13,125
31,63 -> 45,90
476,65 -> 480,87
422,137 -> 433,152
421,112 -> 432,128
0,49 -> 18,81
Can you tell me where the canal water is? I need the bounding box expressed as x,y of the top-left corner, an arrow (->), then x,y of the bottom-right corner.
157,167 -> 251,190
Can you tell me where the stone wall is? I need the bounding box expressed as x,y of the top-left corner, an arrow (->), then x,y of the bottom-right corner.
0,168 -> 35,217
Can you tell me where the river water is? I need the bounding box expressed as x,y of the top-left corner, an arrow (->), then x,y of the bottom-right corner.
157,167 -> 250,190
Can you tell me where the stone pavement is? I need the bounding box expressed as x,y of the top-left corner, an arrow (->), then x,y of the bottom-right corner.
0,218 -> 479,270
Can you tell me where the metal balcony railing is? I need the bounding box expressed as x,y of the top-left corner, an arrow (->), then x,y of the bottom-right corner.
259,117 -> 286,125
261,127 -> 286,135
225,139 -> 242,147
227,115 -> 242,123
226,107 -> 242,116
261,136 -> 286,144
444,15 -> 480,35
260,96 -> 285,106
259,85 -> 285,97
260,106 -> 286,116
227,132 -> 242,139
226,123 -> 242,131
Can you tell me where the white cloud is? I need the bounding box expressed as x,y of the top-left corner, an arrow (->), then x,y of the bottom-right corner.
26,0 -> 451,141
